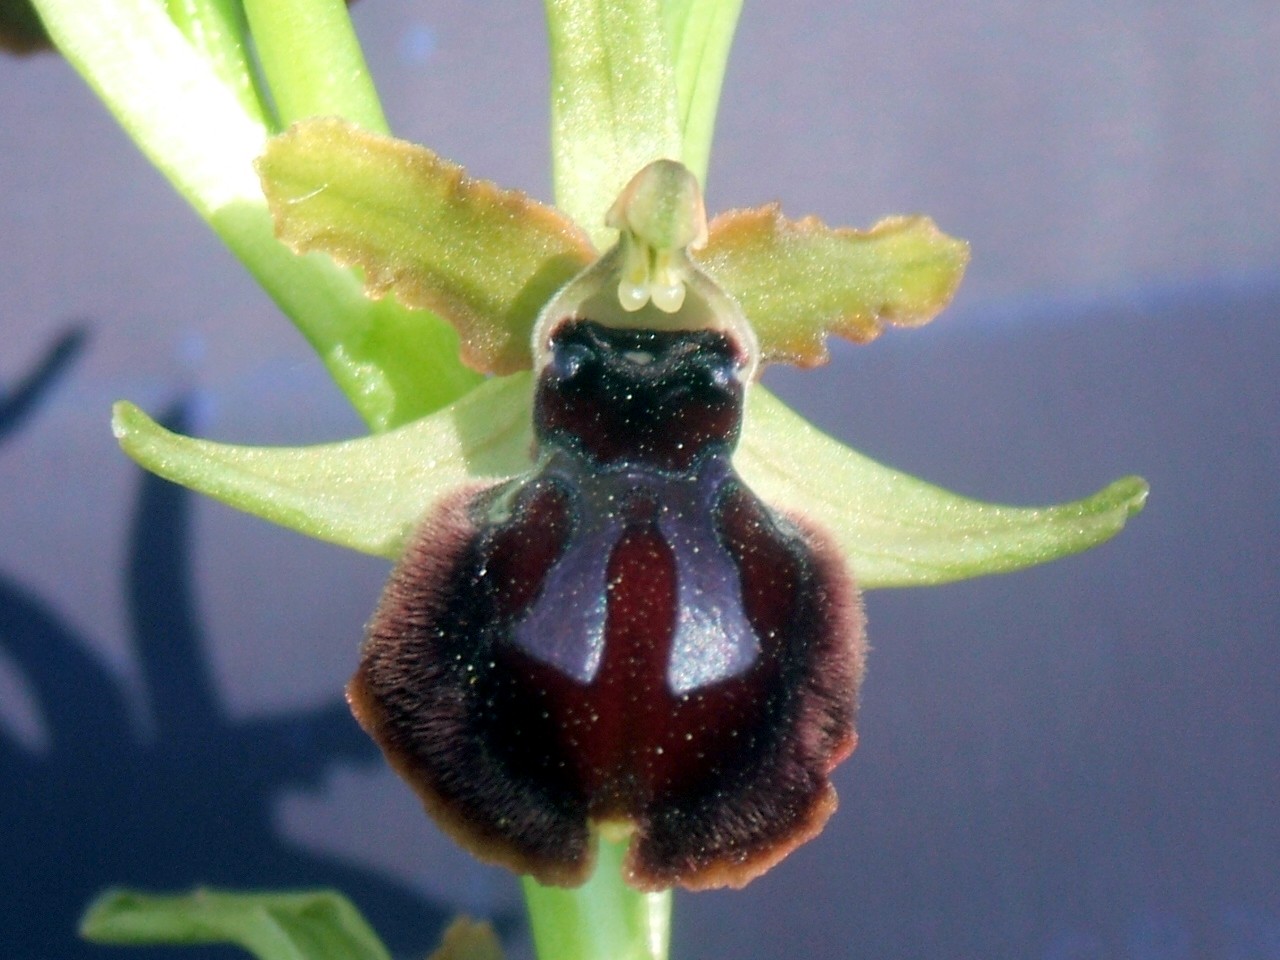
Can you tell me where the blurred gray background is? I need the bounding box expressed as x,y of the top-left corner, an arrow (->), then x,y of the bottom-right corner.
2,2 -> 1277,958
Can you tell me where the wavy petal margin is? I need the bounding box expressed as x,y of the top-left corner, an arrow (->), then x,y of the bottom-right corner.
258,123 -> 968,375
700,206 -> 970,366
258,119 -> 596,375
113,381 -> 1144,588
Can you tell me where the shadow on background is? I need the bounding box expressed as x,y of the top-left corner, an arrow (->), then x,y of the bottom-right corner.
0,330 -> 454,960
0,327 -> 86,442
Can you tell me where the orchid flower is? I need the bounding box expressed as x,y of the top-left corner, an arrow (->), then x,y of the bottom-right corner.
23,1 -> 1145,958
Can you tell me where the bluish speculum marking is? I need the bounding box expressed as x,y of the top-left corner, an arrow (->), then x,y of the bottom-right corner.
501,319 -> 759,690
505,450 -> 759,692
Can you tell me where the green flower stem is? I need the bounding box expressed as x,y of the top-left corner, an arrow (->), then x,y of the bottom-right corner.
31,0 -> 474,429
523,839 -> 671,960
164,0 -> 269,124
31,0 -> 268,206
212,223 -> 479,429
242,0 -> 388,133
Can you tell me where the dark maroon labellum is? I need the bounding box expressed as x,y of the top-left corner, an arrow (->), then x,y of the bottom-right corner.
349,319 -> 865,891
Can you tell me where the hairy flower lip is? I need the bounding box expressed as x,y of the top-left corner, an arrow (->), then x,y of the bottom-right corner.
351,318 -> 867,892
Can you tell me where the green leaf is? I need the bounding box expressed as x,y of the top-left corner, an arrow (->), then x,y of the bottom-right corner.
737,388 -> 1148,588
31,0 -> 478,430
661,0 -> 744,185
242,0 -> 387,133
700,207 -> 970,366
523,838 -> 670,960
81,888 -> 390,960
545,0 -> 683,247
111,374 -> 535,560
258,118 -> 596,375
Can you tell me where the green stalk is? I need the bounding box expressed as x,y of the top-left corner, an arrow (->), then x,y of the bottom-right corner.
31,0 -> 475,429
164,0 -> 270,124
242,0 -> 388,133
523,839 -> 672,960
